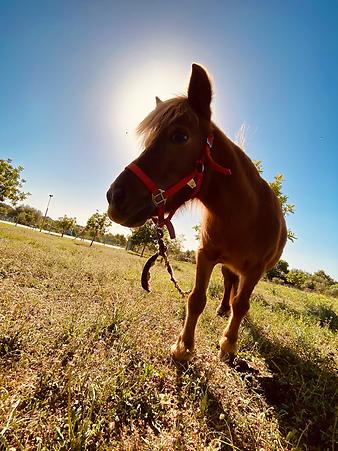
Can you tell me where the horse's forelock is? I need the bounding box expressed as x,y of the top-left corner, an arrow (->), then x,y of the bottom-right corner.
137,97 -> 198,147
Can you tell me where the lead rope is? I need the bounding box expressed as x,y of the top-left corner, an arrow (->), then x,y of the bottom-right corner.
141,227 -> 190,297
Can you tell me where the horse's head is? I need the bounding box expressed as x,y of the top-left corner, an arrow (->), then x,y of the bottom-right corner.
107,64 -> 213,228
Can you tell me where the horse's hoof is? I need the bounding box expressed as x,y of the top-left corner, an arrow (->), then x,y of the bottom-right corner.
219,351 -> 236,365
219,337 -> 238,362
170,342 -> 194,362
216,307 -> 230,317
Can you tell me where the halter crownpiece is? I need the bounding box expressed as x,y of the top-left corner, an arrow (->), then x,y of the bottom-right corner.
126,135 -> 231,239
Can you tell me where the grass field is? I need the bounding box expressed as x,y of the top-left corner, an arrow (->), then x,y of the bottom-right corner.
0,223 -> 337,450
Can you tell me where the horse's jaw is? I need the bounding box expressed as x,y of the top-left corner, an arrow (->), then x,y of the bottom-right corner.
107,203 -> 154,228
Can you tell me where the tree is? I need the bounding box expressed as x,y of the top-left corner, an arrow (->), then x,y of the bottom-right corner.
103,233 -> 127,247
86,211 -> 111,246
166,234 -> 185,257
254,161 -> 296,242
0,202 -> 15,218
251,162 -> 298,281
11,205 -> 42,227
129,221 -> 187,259
193,224 -> 201,240
177,249 -> 196,263
0,159 -> 30,205
269,174 -> 296,242
304,270 -> 336,292
266,259 -> 289,282
56,215 -> 77,237
73,224 -> 86,240
313,270 -> 335,286
129,221 -> 158,256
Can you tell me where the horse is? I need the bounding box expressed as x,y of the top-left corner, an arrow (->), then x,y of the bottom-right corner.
106,63 -> 287,361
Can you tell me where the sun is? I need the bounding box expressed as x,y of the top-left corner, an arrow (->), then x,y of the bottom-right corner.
112,61 -> 188,158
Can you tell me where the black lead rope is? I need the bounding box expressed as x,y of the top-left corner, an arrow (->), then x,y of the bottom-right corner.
141,228 -> 189,297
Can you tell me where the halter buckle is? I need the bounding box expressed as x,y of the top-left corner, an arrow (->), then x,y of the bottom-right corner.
152,189 -> 166,207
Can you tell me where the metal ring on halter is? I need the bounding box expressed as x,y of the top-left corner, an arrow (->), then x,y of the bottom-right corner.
207,135 -> 214,147
152,189 -> 166,207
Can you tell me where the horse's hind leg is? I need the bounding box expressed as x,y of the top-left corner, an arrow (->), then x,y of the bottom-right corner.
216,266 -> 239,317
171,250 -> 215,361
219,271 -> 261,360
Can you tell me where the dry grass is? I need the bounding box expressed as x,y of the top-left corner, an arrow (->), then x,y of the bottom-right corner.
0,223 -> 337,450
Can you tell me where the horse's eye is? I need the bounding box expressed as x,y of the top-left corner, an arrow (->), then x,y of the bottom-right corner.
171,131 -> 189,144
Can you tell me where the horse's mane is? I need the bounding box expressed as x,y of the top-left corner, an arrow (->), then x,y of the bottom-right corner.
137,97 -> 198,147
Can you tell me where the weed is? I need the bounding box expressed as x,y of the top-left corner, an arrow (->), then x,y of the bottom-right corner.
0,332 -> 22,360
208,280 -> 223,299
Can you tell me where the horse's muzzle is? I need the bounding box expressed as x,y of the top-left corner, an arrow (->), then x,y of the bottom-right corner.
106,182 -> 155,227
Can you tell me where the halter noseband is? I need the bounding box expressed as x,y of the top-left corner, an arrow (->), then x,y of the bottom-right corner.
126,135 -> 231,239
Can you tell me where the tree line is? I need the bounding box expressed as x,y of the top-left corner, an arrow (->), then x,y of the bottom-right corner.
0,159 -> 126,247
0,201 -> 127,247
127,220 -> 194,262
1,158 -> 337,292
0,158 -> 192,258
266,259 -> 338,297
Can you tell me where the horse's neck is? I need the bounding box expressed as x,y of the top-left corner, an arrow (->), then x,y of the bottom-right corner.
198,125 -> 263,214
212,126 -> 255,172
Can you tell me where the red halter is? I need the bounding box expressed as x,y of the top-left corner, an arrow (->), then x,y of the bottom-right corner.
126,136 -> 231,239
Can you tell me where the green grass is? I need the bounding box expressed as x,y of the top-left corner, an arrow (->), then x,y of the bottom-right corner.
0,223 -> 337,450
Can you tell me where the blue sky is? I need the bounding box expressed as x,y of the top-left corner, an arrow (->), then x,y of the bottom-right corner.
1,1 -> 337,278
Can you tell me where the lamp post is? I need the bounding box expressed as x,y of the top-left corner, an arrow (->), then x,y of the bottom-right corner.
40,194 -> 53,232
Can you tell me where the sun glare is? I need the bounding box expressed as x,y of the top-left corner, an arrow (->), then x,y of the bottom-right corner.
111,61 -> 188,159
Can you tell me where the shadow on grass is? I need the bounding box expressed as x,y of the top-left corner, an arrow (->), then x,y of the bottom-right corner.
170,313 -> 337,449
244,319 -> 337,450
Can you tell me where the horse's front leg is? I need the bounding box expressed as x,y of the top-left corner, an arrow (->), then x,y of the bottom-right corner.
171,250 -> 215,361
219,270 -> 262,360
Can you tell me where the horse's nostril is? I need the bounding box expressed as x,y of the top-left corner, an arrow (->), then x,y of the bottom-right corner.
112,187 -> 125,205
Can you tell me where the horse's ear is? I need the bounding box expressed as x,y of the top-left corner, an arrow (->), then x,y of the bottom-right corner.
155,96 -> 162,107
188,63 -> 212,119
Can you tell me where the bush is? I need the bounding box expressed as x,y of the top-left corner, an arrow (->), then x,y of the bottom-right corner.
266,259 -> 289,281
326,283 -> 338,298
301,277 -> 316,291
286,269 -> 309,288
302,271 -> 336,292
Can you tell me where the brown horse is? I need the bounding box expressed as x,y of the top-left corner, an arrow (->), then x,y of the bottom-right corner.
107,64 -> 287,361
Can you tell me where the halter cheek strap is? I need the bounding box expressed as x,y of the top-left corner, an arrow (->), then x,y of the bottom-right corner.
126,135 -> 231,239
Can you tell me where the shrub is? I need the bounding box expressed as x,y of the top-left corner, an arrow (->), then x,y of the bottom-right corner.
326,283 -> 338,298
266,259 -> 289,281
286,269 -> 309,288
